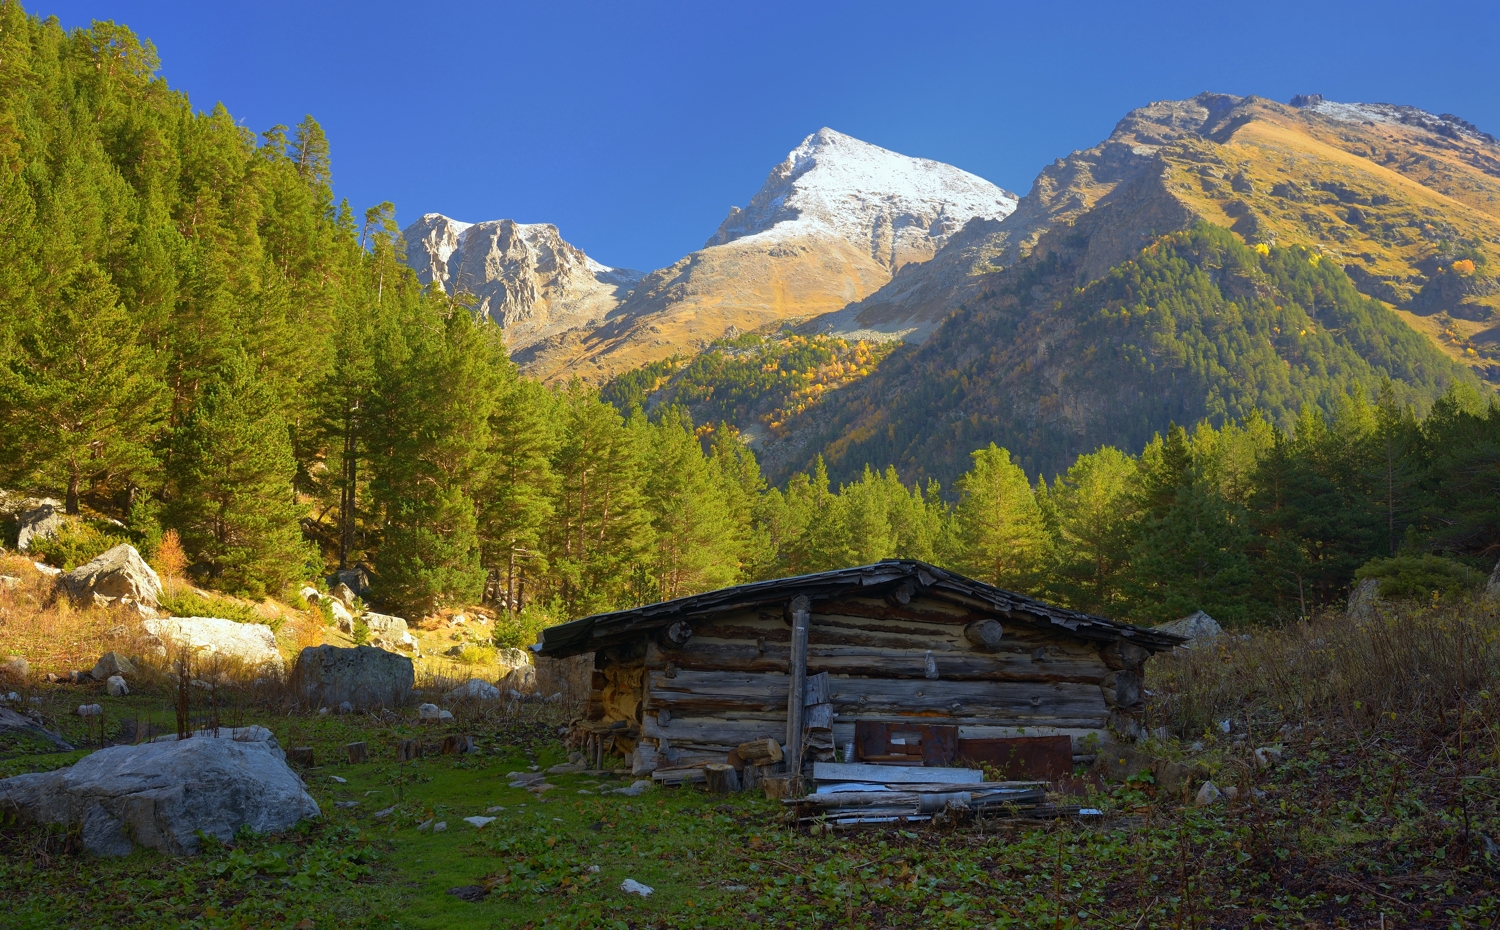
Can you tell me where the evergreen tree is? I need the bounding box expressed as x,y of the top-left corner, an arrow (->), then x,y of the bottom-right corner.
951,444 -> 1052,591
1049,446 -> 1139,613
165,358 -> 309,595
641,408 -> 746,599
480,368 -> 559,619
0,265 -> 166,513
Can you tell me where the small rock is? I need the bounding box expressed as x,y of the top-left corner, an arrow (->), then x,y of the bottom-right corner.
463,816 -> 495,828
608,780 -> 652,797
329,775 -> 347,784
335,801 -> 358,809
417,703 -> 442,722
447,679 -> 501,702
372,806 -> 396,820
106,675 -> 128,697
725,884 -> 748,892
547,761 -> 587,775
1189,741 -> 1204,752
588,865 -> 600,873
577,789 -> 593,795
1253,746 -> 1283,769
1,656 -> 30,682
338,701 -> 353,714
1222,786 -> 1240,801
1195,781 -> 1223,807
1218,719 -> 1232,734
0,575 -> 19,589
620,878 -> 653,897
485,805 -> 505,813
329,599 -> 353,628
432,821 -> 447,833
318,707 -> 330,716
417,818 -> 434,831
527,782 -> 556,794
438,710 -> 453,722
90,652 -> 136,681
76,704 -> 103,717
33,562 -> 62,577
447,884 -> 489,902
567,750 -> 584,764
1150,726 -> 1172,742
1,692 -> 17,702
15,499 -> 64,551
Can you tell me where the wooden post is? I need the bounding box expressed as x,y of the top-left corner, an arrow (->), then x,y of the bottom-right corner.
346,741 -> 367,764
705,763 -> 740,794
785,595 -> 812,777
396,739 -> 421,762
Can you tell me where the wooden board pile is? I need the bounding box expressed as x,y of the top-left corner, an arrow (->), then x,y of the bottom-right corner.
789,762 -> 1055,827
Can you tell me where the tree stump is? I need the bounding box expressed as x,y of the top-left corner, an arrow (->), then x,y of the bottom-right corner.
396,739 -> 421,762
345,741 -> 367,764
288,746 -> 314,767
442,734 -> 474,755
761,773 -> 800,800
705,763 -> 740,795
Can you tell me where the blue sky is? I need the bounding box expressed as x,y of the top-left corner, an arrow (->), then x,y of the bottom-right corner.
37,0 -> 1500,272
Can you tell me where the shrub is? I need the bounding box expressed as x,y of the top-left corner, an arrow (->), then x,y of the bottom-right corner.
29,520 -> 131,571
492,606 -> 551,650
153,529 -> 188,579
159,586 -> 281,631
1354,553 -> 1485,600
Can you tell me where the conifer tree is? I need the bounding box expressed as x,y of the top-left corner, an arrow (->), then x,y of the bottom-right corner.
165,358 -> 308,595
0,265 -> 166,513
642,408 -> 746,598
951,444 -> 1052,591
481,371 -> 559,617
1049,447 -> 1139,613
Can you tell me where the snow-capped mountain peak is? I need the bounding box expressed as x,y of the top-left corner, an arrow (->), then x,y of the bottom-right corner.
706,128 -> 1018,270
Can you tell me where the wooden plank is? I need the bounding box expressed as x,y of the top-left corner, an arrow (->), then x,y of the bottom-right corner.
805,671 -> 830,705
804,702 -> 834,730
646,669 -> 1108,721
785,595 -> 811,774
812,762 -> 983,785
646,640 -> 1108,684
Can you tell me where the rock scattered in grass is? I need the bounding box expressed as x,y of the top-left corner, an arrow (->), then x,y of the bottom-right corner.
432,821 -> 447,832
329,775 -> 347,784
417,818 -> 433,831
485,805 -> 505,813
462,816 -> 495,828
335,801 -> 358,809
620,878 -> 653,897
608,780 -> 652,797
373,806 -> 396,820
448,885 -> 489,902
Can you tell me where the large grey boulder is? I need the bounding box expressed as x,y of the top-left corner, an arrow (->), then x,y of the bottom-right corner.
291,645 -> 413,710
499,663 -> 537,694
15,498 -> 63,551
1155,610 -> 1223,646
60,544 -> 163,609
142,615 -> 285,675
1484,561 -> 1500,601
497,647 -> 531,670
0,726 -> 319,856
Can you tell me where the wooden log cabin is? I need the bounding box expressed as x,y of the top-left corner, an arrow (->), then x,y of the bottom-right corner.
535,560 -> 1185,774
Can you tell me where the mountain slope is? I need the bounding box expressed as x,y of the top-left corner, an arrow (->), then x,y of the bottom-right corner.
781,224 -> 1477,486
498,129 -> 1018,382
402,214 -> 642,356
807,93 -> 1500,384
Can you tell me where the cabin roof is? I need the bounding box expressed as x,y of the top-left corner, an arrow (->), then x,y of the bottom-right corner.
535,560 -> 1186,658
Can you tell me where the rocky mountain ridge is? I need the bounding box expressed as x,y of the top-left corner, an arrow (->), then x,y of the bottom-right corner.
404,129 -> 1017,381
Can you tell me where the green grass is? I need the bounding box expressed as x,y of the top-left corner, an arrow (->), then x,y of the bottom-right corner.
2,678 -> 1498,929
158,586 -> 281,631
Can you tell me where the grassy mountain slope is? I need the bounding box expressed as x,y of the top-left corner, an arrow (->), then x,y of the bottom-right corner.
777,223 -> 1476,486
810,93 -> 1500,384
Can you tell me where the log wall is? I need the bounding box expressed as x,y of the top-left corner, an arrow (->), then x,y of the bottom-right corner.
588,594 -> 1130,758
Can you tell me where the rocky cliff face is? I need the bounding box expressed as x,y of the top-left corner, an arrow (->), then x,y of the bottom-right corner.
402,214 -> 643,354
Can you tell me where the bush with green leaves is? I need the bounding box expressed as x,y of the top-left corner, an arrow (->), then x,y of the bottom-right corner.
159,586 -> 282,631
1354,554 -> 1486,601
28,520 -> 131,571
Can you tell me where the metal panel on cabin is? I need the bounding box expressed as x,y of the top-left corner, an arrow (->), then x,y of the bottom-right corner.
955,736 -> 1074,781
854,721 -> 958,767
